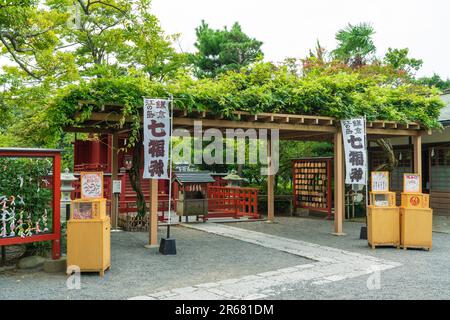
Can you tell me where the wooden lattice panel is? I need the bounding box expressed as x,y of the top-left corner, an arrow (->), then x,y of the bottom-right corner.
292,158 -> 332,218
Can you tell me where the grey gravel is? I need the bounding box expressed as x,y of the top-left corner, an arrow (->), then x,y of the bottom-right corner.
0,225 -> 308,300
2,216 -> 449,300
229,216 -> 450,300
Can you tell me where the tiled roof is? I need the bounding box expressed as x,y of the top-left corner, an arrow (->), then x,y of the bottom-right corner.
174,171 -> 215,184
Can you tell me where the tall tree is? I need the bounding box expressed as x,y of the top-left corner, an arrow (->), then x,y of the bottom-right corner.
384,48 -> 423,77
416,73 -> 450,92
191,21 -> 263,78
119,0 -> 187,81
48,0 -> 132,78
0,0 -> 75,80
332,23 -> 376,68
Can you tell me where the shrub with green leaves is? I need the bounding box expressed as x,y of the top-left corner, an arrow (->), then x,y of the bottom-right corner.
0,157 -> 53,239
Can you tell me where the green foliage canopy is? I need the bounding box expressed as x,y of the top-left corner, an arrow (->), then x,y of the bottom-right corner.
191,21 -> 263,78
43,60 -> 444,146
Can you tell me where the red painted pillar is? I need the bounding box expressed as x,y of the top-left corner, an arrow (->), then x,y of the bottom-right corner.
52,152 -> 61,260
91,138 -> 101,169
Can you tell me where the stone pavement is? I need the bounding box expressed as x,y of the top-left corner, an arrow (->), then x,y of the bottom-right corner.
433,216 -> 450,234
129,223 -> 401,300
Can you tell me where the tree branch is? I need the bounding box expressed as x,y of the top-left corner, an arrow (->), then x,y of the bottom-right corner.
88,0 -> 127,14
0,35 -> 40,79
0,32 -> 34,53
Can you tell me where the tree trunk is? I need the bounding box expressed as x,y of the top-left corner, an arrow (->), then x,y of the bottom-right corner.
374,138 -> 398,172
128,136 -> 147,218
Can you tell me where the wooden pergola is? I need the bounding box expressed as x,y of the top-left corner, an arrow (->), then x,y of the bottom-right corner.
65,102 -> 429,244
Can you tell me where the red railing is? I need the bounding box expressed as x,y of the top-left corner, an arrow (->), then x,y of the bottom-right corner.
207,186 -> 259,220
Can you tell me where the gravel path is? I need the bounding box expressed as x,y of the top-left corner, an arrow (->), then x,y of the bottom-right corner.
229,217 -> 450,300
2,216 -> 449,300
0,225 -> 308,300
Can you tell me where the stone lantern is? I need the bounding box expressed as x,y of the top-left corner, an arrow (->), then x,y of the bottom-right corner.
60,168 -> 78,224
223,170 -> 245,187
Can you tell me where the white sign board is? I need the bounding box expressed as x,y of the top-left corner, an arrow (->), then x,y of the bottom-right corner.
371,172 -> 389,192
112,180 -> 122,194
80,172 -> 103,199
404,174 -> 421,193
143,98 -> 171,180
341,118 -> 367,185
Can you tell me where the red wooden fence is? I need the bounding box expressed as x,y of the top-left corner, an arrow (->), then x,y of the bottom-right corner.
207,186 -> 259,220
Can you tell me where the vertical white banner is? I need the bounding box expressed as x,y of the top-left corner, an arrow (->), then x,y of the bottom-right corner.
341,118 -> 367,185
143,98 -> 171,180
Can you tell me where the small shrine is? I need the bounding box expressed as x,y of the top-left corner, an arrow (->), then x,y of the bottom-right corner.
173,170 -> 215,222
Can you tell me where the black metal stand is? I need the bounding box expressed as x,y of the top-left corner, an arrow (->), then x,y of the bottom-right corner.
159,224 -> 176,255
1,246 -> 6,266
360,226 -> 368,239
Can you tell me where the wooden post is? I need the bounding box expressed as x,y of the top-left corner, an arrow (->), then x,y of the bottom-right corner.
148,178 -> 159,246
413,135 -> 422,176
333,128 -> 345,235
267,132 -> 275,222
110,133 -> 119,230
52,152 -> 61,260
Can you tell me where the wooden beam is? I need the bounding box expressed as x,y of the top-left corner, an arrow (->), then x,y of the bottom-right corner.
267,134 -> 275,223
85,112 -> 132,123
280,132 -> 333,140
110,133 -> 119,230
71,109 -> 424,138
290,117 -> 305,125
274,115 -> 289,123
413,135 -> 422,176
148,179 -> 158,247
366,128 -> 420,136
173,117 -> 337,133
333,128 -> 345,235
63,126 -> 116,134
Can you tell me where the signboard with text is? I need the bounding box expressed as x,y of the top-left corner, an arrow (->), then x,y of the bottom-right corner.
80,172 -> 103,199
143,98 -> 171,180
371,171 -> 390,192
112,180 -> 122,194
404,174 -> 421,193
341,118 -> 367,185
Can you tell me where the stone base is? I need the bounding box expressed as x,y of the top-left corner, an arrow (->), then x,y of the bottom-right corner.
331,232 -> 347,237
144,244 -> 159,249
17,255 -> 46,269
43,257 -> 67,273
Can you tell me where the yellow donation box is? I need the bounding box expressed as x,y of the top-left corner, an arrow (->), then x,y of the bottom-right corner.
67,172 -> 111,276
400,174 -> 432,251
367,172 -> 400,249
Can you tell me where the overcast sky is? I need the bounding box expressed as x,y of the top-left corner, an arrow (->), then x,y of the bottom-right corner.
152,0 -> 450,78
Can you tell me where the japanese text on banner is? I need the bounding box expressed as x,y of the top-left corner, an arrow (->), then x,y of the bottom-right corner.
341,118 -> 367,185
143,98 -> 171,180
